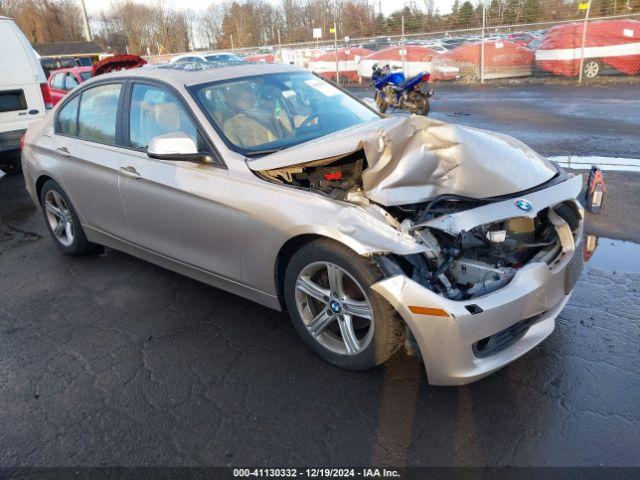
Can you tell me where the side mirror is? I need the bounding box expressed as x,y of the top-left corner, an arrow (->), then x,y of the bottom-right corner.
147,132 -> 204,161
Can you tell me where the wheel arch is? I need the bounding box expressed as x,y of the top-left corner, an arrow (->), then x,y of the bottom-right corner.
275,234 -> 324,311
274,233 -> 375,311
35,174 -> 54,203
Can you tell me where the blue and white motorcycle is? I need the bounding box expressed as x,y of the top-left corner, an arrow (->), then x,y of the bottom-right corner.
371,64 -> 434,116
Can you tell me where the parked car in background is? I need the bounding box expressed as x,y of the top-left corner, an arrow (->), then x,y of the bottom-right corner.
22,62 -> 584,385
506,32 -> 539,47
48,67 -> 92,106
169,52 -> 245,65
536,20 -> 640,79
0,16 -> 51,174
440,37 -> 467,49
359,36 -> 393,51
244,53 -> 278,63
47,55 -> 147,106
434,40 -> 534,80
406,39 -> 449,53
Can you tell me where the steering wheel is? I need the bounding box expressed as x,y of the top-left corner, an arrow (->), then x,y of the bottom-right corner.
299,112 -> 319,129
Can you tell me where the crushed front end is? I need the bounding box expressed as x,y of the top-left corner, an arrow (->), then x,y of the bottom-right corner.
373,174 -> 584,385
250,115 -> 585,385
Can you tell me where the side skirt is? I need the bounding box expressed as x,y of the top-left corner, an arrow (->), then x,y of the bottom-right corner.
84,226 -> 282,311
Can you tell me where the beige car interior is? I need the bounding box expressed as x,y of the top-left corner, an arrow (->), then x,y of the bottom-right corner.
131,89 -> 197,149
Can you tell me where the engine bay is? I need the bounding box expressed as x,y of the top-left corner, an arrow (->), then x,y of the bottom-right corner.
258,150 -> 582,300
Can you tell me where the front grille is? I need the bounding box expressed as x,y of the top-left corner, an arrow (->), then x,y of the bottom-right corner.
472,313 -> 543,359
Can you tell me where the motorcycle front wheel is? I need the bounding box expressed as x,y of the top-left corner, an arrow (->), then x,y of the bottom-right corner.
374,90 -> 388,114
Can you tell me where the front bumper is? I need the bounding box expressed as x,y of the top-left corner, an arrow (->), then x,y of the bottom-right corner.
373,241 -> 583,386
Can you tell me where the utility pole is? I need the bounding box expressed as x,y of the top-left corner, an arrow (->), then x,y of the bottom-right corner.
577,1 -> 591,84
78,0 -> 92,42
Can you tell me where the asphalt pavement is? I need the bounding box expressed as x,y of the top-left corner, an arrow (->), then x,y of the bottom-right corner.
1,84 -> 639,469
350,83 -> 640,159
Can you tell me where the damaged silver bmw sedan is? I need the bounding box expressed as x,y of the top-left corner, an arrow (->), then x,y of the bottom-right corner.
21,63 -> 584,385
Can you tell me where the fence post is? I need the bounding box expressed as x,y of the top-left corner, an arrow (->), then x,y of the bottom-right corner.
480,3 -> 486,84
578,1 -> 591,84
334,22 -> 339,84
401,15 -> 407,75
277,29 -> 282,62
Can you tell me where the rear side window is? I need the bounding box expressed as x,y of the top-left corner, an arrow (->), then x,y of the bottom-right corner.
65,74 -> 79,90
0,90 -> 27,112
58,95 -> 79,135
175,56 -> 204,64
77,84 -> 122,144
79,71 -> 92,81
51,73 -> 65,90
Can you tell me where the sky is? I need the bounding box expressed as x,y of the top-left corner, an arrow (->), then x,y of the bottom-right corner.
83,0 -> 456,17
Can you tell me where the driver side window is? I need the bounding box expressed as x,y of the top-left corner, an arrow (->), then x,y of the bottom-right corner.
128,83 -> 208,153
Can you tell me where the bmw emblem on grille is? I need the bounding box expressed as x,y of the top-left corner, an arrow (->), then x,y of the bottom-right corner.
515,199 -> 533,212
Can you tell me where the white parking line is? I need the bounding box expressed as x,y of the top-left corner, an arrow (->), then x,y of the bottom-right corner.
548,156 -> 640,173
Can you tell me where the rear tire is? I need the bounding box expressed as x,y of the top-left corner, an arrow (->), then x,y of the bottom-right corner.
284,238 -> 404,370
374,90 -> 388,114
411,94 -> 430,116
39,179 -> 101,255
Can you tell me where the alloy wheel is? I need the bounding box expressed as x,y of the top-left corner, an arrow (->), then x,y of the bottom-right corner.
584,61 -> 600,79
295,261 -> 374,356
44,190 -> 75,247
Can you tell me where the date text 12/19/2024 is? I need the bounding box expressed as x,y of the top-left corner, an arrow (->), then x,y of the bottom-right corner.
233,468 -> 401,478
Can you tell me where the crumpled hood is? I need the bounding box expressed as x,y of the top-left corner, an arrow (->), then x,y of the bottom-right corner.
249,115 -> 557,206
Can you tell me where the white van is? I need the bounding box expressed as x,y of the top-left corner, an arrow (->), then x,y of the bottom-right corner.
0,16 -> 51,174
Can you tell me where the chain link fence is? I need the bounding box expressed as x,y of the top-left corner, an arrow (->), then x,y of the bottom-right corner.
146,13 -> 640,86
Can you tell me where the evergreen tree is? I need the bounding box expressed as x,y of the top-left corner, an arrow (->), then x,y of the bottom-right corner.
457,0 -> 476,27
522,0 -> 540,22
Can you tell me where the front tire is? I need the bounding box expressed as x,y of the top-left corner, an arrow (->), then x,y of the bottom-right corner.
40,179 -> 100,255
583,60 -> 600,79
284,239 -> 404,370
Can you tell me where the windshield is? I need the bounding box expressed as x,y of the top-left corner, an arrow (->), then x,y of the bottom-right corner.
205,54 -> 244,63
190,71 -> 380,156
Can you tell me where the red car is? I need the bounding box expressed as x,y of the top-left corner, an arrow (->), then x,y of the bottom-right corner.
47,55 -> 148,106
47,66 -> 92,106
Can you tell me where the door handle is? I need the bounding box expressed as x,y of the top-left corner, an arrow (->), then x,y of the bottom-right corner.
119,166 -> 141,179
56,147 -> 71,157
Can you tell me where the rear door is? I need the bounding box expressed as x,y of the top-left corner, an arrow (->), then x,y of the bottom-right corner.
52,82 -> 129,239
0,19 -> 46,135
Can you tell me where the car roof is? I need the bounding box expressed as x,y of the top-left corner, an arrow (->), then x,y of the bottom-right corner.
50,66 -> 92,75
172,53 -> 206,60
88,62 -> 303,88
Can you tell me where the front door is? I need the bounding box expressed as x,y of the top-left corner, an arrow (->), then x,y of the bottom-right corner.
116,81 -> 240,281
